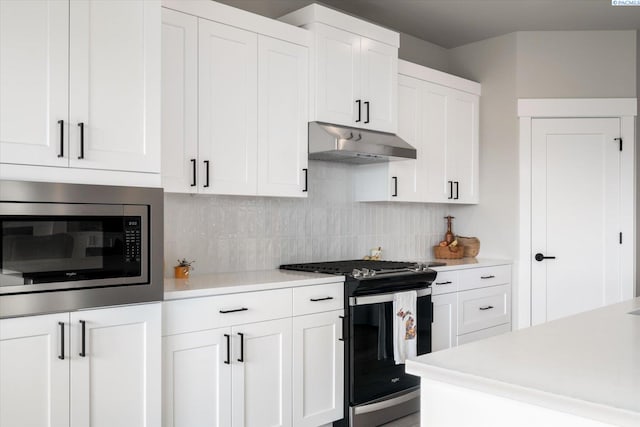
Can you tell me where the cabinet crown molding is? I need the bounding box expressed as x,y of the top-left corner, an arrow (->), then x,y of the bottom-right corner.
398,60 -> 481,96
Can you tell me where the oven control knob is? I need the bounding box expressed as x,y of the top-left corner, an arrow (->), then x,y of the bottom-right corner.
352,269 -> 362,278
361,268 -> 370,277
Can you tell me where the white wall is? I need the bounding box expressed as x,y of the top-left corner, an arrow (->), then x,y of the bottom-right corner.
399,32 -> 448,72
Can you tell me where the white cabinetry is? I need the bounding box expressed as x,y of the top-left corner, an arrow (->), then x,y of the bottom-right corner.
161,2 -> 309,197
431,264 -> 511,351
0,303 -> 161,427
0,0 -> 160,184
280,4 -> 398,133
162,282 -> 344,427
354,60 -> 480,204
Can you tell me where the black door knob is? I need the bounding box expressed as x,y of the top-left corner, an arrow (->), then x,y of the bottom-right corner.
535,253 -> 556,262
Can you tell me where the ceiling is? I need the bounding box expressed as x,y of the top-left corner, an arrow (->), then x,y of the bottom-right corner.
216,0 -> 640,48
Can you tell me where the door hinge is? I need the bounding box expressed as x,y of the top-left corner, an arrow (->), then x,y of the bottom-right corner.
619,232 -> 622,244
615,137 -> 622,151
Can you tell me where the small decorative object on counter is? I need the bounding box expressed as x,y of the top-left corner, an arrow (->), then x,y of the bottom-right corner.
456,236 -> 480,257
434,216 -> 465,259
364,246 -> 382,260
174,258 -> 195,279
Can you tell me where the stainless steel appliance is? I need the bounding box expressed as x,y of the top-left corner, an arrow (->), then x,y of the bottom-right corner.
280,260 -> 438,426
0,180 -> 163,318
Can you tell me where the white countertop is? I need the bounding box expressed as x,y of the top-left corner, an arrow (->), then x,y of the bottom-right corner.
164,269 -> 344,300
406,297 -> 640,426
426,257 -> 512,271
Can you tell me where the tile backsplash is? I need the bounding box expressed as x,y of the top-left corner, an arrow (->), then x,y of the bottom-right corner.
164,161 -> 449,276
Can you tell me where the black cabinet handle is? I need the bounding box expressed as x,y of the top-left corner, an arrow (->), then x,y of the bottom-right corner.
338,316 -> 344,341
454,181 -> 459,200
364,101 -> 370,124
303,168 -> 308,192
479,305 -> 494,311
435,281 -> 452,285
219,307 -> 248,314
535,253 -> 556,262
481,275 -> 495,279
392,176 -> 398,197
448,181 -> 453,199
310,296 -> 333,302
58,322 -> 65,360
57,120 -> 64,158
224,334 -> 230,364
79,320 -> 86,357
237,332 -> 244,362
77,122 -> 84,159
355,100 -> 361,122
203,160 -> 210,188
190,159 -> 196,187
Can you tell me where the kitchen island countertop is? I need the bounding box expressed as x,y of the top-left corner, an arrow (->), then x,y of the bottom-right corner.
406,297 -> 640,426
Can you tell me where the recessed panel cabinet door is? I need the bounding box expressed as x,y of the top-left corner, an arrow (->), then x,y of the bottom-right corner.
446,89 -> 479,203
231,318 -> 292,427
257,35 -> 308,197
431,293 -> 458,352
0,0 -> 68,167
70,304 -> 161,427
360,38 -> 398,133
68,0 -> 160,173
161,8 -> 198,193
421,82 -> 449,203
293,311 -> 344,427
163,328 -> 232,427
198,19 -> 258,195
0,313 -> 70,427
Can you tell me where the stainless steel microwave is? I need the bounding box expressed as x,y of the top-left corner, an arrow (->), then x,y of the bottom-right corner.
0,180 -> 163,318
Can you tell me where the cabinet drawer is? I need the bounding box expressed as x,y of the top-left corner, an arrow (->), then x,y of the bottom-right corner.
457,284 -> 510,335
457,323 -> 511,346
163,288 -> 292,336
431,271 -> 458,295
458,265 -> 511,291
293,282 -> 344,316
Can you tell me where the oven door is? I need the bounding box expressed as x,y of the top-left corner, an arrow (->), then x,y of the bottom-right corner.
349,287 -> 432,406
0,203 -> 148,294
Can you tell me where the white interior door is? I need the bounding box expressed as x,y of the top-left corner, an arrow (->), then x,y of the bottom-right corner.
0,0 -> 69,167
531,118 -> 622,325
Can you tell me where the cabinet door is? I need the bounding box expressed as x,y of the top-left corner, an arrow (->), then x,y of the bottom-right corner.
198,19 -> 257,195
161,8 -> 198,193
163,328 -> 232,427
70,303 -> 161,427
232,318 -> 292,427
421,81 -> 449,203
446,89 -> 479,204
313,23 -> 361,128
0,313 -> 69,427
389,75 -> 422,202
257,35 -> 308,197
360,38 -> 398,133
68,0 -> 160,173
0,0 -> 68,167
293,310 -> 344,427
432,293 -> 458,352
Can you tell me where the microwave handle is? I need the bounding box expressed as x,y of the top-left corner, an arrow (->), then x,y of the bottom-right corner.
349,287 -> 431,306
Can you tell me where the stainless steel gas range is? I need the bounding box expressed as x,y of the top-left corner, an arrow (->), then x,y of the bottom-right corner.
281,260 -> 439,426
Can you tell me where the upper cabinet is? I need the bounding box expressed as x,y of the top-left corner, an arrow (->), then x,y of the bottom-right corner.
280,4 -> 398,133
0,0 -> 160,181
355,60 -> 480,204
161,1 -> 310,197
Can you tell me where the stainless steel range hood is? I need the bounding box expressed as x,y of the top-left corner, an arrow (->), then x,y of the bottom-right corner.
308,122 -> 416,164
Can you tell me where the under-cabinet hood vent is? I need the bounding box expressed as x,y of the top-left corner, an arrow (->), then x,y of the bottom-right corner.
308,122 -> 416,164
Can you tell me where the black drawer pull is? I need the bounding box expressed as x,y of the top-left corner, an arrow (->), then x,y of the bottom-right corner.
479,305 -> 494,311
480,275 -> 495,279
310,296 -> 333,302
435,281 -> 452,285
219,307 -> 248,314
237,332 -> 244,362
224,334 -> 230,364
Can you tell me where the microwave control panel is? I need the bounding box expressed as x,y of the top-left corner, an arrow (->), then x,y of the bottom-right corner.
124,217 -> 142,263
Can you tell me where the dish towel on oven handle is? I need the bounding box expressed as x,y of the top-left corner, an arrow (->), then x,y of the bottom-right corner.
393,290 -> 417,365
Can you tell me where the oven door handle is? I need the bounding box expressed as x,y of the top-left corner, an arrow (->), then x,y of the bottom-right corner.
349,287 -> 431,306
353,389 -> 420,415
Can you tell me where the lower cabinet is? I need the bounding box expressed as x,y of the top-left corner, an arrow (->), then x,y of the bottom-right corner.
162,282 -> 345,427
432,293 -> 458,352
0,303 -> 161,427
